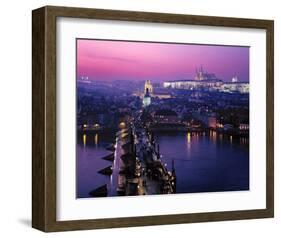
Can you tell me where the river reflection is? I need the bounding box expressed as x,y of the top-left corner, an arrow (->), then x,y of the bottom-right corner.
77,131 -> 116,198
154,131 -> 249,194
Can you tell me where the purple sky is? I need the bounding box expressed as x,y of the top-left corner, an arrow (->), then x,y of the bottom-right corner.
77,39 -> 249,83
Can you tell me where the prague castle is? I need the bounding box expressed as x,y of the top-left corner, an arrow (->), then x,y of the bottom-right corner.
163,67 -> 249,94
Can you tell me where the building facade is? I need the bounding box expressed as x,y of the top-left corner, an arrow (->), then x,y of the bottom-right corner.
153,110 -> 179,124
143,88 -> 151,107
163,67 -> 249,93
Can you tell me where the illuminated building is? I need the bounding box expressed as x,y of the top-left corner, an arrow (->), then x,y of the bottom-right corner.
163,79 -> 222,90
219,75 -> 249,93
232,76 -> 238,82
143,80 -> 153,107
144,80 -> 153,94
163,67 -> 249,93
134,80 -> 172,99
153,110 -> 178,124
239,123 -> 249,131
220,81 -> 249,93
194,66 -> 218,81
143,88 -> 151,107
163,67 -> 223,90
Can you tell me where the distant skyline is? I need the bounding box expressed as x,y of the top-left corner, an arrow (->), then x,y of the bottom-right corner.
77,39 -> 249,83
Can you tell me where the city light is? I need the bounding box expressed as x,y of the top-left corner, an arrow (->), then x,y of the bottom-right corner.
94,133 -> 98,146
187,132 -> 191,144
83,134 -> 86,147
119,122 -> 126,128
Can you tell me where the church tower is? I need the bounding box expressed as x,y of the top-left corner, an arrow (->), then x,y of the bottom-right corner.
143,88 -> 151,107
144,80 -> 153,95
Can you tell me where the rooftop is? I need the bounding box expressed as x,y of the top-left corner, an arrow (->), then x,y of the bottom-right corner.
154,110 -> 178,116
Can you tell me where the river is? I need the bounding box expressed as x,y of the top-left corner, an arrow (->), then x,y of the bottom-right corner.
77,130 -> 249,198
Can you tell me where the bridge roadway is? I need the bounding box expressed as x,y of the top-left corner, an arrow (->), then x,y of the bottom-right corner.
131,122 -> 175,195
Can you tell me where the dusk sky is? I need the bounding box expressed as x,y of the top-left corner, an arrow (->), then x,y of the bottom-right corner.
77,39 -> 249,83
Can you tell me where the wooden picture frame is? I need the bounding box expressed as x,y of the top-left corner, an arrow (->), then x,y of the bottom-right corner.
32,5 -> 274,232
